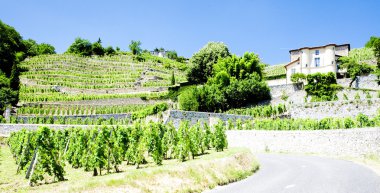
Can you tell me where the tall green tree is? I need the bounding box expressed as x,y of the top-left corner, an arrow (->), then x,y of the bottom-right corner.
187,42 -> 230,84
365,36 -> 380,84
0,20 -> 25,76
129,40 -> 142,55
66,38 -> 93,56
338,56 -> 373,87
37,43 -> 56,55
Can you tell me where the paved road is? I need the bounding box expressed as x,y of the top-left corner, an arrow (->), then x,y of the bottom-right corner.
207,154 -> 380,193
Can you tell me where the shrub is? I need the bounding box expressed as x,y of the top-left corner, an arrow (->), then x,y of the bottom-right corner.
178,88 -> 199,111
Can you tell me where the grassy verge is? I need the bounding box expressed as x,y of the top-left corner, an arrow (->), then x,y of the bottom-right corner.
0,145 -> 258,193
341,154 -> 380,176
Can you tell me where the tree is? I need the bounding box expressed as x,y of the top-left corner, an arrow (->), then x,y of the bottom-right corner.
0,72 -> 18,114
66,38 -> 93,56
105,46 -> 116,55
9,63 -> 20,92
37,43 -> 56,55
365,36 -> 380,84
213,52 -> 265,81
91,42 -> 105,56
23,39 -> 55,56
0,20 -> 25,76
23,39 -> 39,57
129,40 -> 142,55
167,50 -> 178,60
171,71 -> 175,85
178,88 -> 199,111
338,56 -> 373,87
365,36 -> 380,48
187,42 -> 230,84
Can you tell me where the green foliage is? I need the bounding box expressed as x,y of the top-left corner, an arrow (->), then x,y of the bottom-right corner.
263,63 -> 286,80
129,40 -> 142,55
8,121 -> 227,185
213,120 -> 228,152
175,121 -> 191,161
187,42 -> 230,84
355,93 -> 360,100
166,50 -> 178,60
91,42 -> 105,56
178,88 -> 199,111
171,71 -> 175,85
226,104 -> 287,118
66,38 -> 93,56
0,19 -> 25,76
213,52 -> 265,80
365,36 -> 380,48
131,102 -> 168,120
290,73 -> 306,83
305,72 -> 341,101
0,73 -> 18,114
365,36 -> 380,84
23,39 -> 56,57
237,112 -> 380,130
338,56 -> 373,87
180,51 -> 270,112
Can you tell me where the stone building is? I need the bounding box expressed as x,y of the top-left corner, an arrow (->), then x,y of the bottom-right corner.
285,43 -> 350,83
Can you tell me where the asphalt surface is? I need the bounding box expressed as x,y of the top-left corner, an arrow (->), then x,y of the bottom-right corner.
206,153 -> 380,193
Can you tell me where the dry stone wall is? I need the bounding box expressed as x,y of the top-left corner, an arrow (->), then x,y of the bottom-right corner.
227,128 -> 380,156
289,99 -> 380,119
337,74 -> 380,90
164,110 -> 252,128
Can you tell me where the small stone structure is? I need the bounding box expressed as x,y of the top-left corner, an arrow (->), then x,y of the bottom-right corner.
227,128 -> 380,157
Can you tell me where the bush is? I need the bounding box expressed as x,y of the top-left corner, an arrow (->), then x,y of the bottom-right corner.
290,73 -> 306,83
178,88 -> 199,111
305,72 -> 341,101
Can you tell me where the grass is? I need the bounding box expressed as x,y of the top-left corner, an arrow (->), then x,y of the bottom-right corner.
0,145 -> 258,193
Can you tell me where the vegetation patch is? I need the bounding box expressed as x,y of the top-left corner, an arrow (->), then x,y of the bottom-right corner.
0,144 -> 257,193
232,113 -> 380,130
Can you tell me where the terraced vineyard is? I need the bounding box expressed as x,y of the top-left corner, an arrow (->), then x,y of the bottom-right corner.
264,63 -> 286,80
348,47 -> 376,64
17,104 -> 154,116
19,54 -> 188,103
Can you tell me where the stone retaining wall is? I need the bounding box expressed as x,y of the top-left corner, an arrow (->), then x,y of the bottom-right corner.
337,74 -> 379,90
164,110 -> 252,128
289,99 -> 380,119
227,128 -> 380,156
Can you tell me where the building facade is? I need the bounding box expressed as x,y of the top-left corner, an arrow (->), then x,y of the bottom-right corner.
285,44 -> 350,83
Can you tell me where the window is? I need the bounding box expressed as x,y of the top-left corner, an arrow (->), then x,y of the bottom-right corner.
315,50 -> 319,55
315,58 -> 320,67
305,63 -> 308,67
291,68 -> 296,74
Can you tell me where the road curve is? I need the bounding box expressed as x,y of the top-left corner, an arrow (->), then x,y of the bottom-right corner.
206,153 -> 380,193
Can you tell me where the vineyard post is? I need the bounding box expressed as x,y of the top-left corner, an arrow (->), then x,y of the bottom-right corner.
26,147 -> 38,179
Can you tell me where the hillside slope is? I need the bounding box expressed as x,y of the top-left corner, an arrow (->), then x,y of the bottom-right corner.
18,54 -> 187,103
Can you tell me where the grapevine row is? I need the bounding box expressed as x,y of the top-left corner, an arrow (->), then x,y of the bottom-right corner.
7,120 -> 227,186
